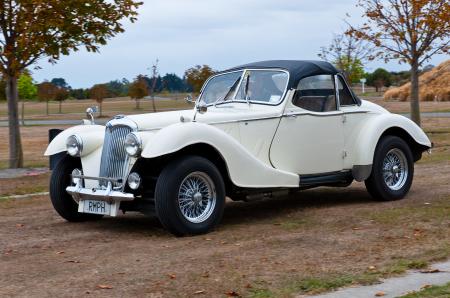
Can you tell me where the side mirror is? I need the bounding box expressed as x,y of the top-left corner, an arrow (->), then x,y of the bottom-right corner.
185,94 -> 195,104
86,106 -> 98,124
196,104 -> 207,114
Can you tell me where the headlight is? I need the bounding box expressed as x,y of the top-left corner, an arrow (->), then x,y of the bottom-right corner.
124,133 -> 142,157
66,135 -> 83,157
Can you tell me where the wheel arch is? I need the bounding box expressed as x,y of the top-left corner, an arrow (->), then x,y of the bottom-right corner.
379,126 -> 430,162
133,143 -> 234,196
349,114 -> 431,181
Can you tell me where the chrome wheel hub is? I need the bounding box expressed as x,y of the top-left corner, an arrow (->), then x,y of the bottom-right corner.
382,148 -> 408,191
178,172 -> 216,223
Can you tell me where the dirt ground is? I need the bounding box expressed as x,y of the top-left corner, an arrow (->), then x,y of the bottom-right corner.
0,107 -> 449,297
1,159 -> 449,297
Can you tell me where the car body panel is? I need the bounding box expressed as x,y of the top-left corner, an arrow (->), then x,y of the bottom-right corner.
44,124 -> 105,156
140,121 -> 299,188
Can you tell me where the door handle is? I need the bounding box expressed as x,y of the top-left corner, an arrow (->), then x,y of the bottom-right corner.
285,113 -> 297,118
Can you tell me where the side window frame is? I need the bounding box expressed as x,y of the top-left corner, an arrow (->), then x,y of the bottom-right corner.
336,74 -> 358,106
292,74 -> 339,113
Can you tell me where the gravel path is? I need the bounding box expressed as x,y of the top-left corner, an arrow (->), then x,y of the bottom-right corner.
309,261 -> 450,298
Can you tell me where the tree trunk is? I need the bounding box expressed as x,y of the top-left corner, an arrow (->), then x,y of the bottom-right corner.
46,100 -> 49,115
6,75 -> 24,168
59,101 -> 62,113
151,96 -> 156,112
135,99 -> 140,110
410,60 -> 421,126
99,101 -> 103,117
21,101 -> 25,126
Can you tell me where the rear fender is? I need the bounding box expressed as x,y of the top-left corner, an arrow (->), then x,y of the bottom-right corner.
349,114 -> 431,168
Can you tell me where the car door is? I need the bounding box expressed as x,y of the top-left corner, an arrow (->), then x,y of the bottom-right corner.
270,74 -> 344,175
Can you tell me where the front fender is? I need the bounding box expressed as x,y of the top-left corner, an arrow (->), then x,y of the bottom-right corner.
349,113 -> 431,167
44,125 -> 105,156
140,122 -> 299,188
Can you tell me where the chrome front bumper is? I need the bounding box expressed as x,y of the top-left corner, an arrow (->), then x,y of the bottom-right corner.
66,174 -> 135,217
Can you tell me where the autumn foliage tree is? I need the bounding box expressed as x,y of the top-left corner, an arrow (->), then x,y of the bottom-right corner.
128,75 -> 148,110
0,0 -> 141,168
347,0 -> 450,126
89,84 -> 109,117
318,31 -> 372,83
37,82 -> 58,115
184,65 -> 216,93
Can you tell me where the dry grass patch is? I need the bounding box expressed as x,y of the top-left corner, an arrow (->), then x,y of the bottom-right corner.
384,60 -> 450,102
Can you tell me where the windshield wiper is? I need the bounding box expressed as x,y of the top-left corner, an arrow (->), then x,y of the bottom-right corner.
213,77 -> 242,107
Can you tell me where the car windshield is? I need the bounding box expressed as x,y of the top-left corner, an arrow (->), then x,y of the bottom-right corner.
199,69 -> 289,105
235,70 -> 288,104
200,71 -> 243,105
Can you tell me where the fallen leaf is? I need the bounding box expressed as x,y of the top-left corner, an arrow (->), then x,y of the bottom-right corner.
97,284 -> 113,289
201,272 -> 209,278
65,260 -> 80,263
368,266 -> 377,270
420,269 -> 441,274
56,251 -> 65,255
245,283 -> 253,289
168,274 -> 176,279
226,290 -> 240,297
16,224 -> 24,228
193,290 -> 205,295
421,284 -> 432,289
204,238 -> 212,241
424,202 -> 431,205
375,291 -> 386,296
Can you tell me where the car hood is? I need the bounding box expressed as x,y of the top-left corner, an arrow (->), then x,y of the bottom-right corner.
126,103 -> 283,131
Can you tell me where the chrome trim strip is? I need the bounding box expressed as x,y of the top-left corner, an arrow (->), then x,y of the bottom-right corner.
66,185 -> 134,203
283,110 -> 369,118
334,75 -> 341,110
139,110 -> 369,129
72,174 -> 122,183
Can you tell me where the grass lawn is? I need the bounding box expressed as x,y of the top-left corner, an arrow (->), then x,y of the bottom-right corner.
399,282 -> 450,298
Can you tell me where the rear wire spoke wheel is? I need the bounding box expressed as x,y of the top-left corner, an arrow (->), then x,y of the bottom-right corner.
365,136 -> 414,201
382,148 -> 408,191
155,156 -> 226,236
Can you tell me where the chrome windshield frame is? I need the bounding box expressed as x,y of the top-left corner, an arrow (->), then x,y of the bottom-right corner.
197,68 -> 290,108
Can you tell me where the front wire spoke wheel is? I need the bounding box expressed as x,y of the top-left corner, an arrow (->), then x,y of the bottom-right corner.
178,171 -> 217,224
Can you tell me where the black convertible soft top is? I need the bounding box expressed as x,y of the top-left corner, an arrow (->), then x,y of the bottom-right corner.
224,60 -> 339,90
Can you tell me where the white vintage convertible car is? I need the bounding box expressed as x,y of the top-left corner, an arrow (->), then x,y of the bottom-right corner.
45,60 -> 431,236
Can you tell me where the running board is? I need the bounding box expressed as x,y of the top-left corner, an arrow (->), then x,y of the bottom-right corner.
299,171 -> 353,187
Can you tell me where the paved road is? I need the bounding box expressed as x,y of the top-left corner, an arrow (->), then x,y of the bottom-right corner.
1,112 -> 449,127
309,260 -> 450,298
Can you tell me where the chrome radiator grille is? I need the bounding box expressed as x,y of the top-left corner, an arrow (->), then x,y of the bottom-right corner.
99,125 -> 133,188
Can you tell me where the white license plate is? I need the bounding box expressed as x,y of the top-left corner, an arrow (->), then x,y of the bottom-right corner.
82,200 -> 111,215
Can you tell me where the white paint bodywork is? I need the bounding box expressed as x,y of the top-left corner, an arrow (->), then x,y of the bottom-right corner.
45,87 -> 431,189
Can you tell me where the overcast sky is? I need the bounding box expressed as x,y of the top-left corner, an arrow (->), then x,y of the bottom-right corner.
33,0 -> 448,88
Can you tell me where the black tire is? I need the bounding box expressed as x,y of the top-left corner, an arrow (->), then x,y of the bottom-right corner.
365,136 -> 414,201
154,155 -> 226,236
50,155 -> 103,222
